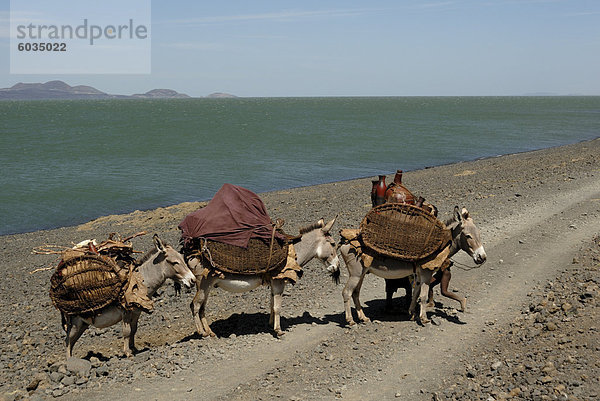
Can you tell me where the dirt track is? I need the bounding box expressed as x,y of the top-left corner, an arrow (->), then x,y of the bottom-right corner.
1,139 -> 600,401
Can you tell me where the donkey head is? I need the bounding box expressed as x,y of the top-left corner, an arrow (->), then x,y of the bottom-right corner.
297,217 -> 340,284
153,234 -> 196,288
451,206 -> 487,264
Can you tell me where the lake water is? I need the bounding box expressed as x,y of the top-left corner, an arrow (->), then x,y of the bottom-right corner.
1,96 -> 599,235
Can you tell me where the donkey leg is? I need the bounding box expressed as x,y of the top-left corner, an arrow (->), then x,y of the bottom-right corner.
190,277 -> 215,337
269,280 -> 275,326
340,245 -> 369,325
199,287 -> 216,337
352,272 -> 370,323
125,309 -> 142,355
342,275 -> 359,325
384,279 -> 395,312
401,277 -> 413,311
342,268 -> 370,325
270,280 -> 286,336
121,311 -> 136,357
427,271 -> 442,308
384,279 -> 404,312
408,275 -> 419,320
66,316 -> 88,359
408,271 -> 428,321
439,269 -> 467,312
190,288 -> 206,336
418,269 -> 434,324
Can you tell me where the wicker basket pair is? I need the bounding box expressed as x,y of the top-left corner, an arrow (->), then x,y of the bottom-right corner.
50,254 -> 127,316
360,203 -> 451,261
192,235 -> 289,275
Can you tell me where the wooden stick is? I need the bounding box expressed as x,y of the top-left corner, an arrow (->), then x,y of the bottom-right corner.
29,265 -> 56,274
32,245 -> 68,255
122,231 -> 147,243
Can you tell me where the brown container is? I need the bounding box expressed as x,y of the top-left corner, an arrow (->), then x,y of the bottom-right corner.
370,180 -> 379,207
385,170 -> 416,205
374,175 -> 387,206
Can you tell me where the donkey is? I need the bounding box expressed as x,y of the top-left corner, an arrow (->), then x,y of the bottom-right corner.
63,234 -> 196,358
340,207 -> 486,324
189,218 -> 339,337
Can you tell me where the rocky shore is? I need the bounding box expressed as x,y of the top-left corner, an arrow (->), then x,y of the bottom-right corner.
438,236 -> 600,401
1,138 -> 599,400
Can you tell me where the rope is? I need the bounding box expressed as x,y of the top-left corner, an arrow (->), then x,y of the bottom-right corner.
450,258 -> 486,271
200,238 -> 216,268
265,219 -> 284,271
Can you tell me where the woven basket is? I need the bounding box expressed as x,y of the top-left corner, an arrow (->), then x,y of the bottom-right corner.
201,237 -> 289,275
50,254 -> 126,315
360,203 -> 451,261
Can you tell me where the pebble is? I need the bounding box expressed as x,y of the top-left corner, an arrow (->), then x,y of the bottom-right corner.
66,357 -> 91,376
61,375 -> 76,386
541,375 -> 553,384
95,365 -> 110,377
49,372 -> 64,383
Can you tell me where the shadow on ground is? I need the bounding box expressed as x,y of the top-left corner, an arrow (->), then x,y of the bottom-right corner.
177,310 -> 338,341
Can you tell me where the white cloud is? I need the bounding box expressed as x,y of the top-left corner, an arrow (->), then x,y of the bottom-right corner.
0,11 -> 8,38
565,11 -> 600,17
160,42 -> 221,50
1,9 -> 55,39
161,8 -> 385,26
415,2 -> 457,9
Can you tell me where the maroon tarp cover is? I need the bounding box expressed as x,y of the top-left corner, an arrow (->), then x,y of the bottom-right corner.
179,184 -> 284,248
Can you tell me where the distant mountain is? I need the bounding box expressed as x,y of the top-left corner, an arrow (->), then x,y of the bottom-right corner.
206,92 -> 238,98
132,89 -> 190,99
0,80 -> 113,100
0,80 -> 193,100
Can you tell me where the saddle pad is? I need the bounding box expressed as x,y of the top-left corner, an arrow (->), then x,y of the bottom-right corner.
50,254 -> 126,316
360,203 -> 451,261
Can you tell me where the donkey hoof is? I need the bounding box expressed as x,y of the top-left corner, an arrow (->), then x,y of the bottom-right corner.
275,330 -> 285,337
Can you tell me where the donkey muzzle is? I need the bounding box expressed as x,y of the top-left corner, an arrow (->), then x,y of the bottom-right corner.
473,246 -> 487,264
181,272 -> 196,289
326,255 -> 340,273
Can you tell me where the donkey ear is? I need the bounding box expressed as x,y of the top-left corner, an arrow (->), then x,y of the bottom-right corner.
153,234 -> 167,254
321,215 -> 337,234
461,207 -> 470,220
453,206 -> 462,222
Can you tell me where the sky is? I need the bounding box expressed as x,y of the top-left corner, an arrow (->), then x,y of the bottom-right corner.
0,0 -> 599,97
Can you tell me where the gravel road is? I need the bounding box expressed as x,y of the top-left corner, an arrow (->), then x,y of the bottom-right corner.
1,138 -> 599,401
